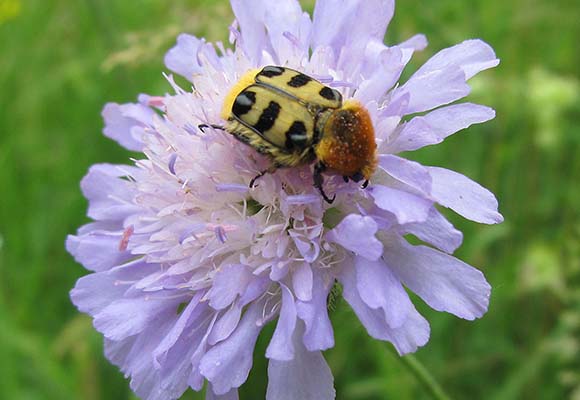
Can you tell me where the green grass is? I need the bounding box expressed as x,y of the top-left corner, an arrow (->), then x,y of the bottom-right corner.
1,0 -> 579,399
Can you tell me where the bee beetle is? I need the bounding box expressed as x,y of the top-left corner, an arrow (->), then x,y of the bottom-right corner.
200,66 -> 377,203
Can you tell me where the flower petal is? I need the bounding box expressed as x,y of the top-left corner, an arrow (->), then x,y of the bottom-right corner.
378,154 -> 431,195
80,164 -> 140,221
296,268 -> 334,351
266,321 -> 335,400
311,0 -> 360,52
209,303 -> 243,346
355,46 -> 404,104
230,0 -> 267,63
200,302 -> 263,395
164,34 -> 206,81
262,0 -> 310,64
384,236 -> 491,320
428,166 -> 503,224
393,39 -> 499,114
326,214 -> 383,260
394,66 -> 471,115
413,39 -> 499,81
368,185 -> 432,225
93,294 -> 186,341
339,260 -> 430,354
388,103 -> 496,153
266,285 -> 297,360
292,262 -> 313,302
70,260 -> 159,315
66,230 -> 130,272
153,292 -> 204,366
207,386 -> 239,400
399,207 -> 463,254
102,101 -> 154,151
355,256 -> 413,329
208,264 -> 253,310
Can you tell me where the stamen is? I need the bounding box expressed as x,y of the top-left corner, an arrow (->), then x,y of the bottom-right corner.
228,24 -> 241,43
214,226 -> 227,243
283,31 -> 300,48
311,74 -> 334,83
118,225 -> 134,252
286,194 -> 320,205
215,183 -> 248,193
168,153 -> 178,175
183,123 -> 199,135
328,80 -> 356,88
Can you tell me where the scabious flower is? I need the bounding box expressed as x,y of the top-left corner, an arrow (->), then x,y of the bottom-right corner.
67,0 -> 502,399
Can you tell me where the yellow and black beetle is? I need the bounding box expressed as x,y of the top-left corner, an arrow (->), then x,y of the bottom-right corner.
200,65 -> 377,203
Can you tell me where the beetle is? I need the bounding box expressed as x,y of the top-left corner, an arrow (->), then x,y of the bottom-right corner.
200,65 -> 377,203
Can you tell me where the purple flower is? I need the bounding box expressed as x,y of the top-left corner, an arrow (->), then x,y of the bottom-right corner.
67,0 -> 502,399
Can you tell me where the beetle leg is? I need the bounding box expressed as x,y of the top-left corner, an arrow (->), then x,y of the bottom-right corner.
361,180 -> 370,189
198,124 -> 226,133
343,176 -> 349,183
249,165 -> 278,188
313,162 -> 336,204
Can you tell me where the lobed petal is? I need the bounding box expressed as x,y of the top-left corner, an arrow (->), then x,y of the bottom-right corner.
339,260 -> 430,354
355,47 -> 404,104
266,321 -> 335,400
230,0 -> 267,64
292,262 -> 313,302
296,268 -> 334,351
369,185 -> 432,225
399,207 -> 463,254
326,214 -> 383,261
66,230 -> 130,272
388,103 -> 496,153
384,236 -> 491,320
392,39 -> 499,115
209,303 -> 243,346
393,66 -> 471,115
428,166 -> 503,224
164,34 -> 207,81
208,264 -> 253,310
93,294 -> 186,341
262,0 -> 310,64
102,102 -> 154,151
80,164 -> 140,221
378,154 -> 432,195
199,302 -> 263,395
355,256 -> 414,329
266,285 -> 298,360
413,39 -> 499,81
207,386 -> 239,400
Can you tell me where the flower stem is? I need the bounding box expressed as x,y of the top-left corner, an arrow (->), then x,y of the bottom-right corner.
388,346 -> 453,400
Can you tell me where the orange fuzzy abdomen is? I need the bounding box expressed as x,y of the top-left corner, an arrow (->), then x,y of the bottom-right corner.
315,100 -> 377,179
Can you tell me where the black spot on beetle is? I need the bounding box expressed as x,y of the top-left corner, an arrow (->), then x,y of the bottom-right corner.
285,121 -> 308,149
319,86 -> 342,102
287,73 -> 312,88
260,66 -> 285,77
253,101 -> 281,132
232,91 -> 256,116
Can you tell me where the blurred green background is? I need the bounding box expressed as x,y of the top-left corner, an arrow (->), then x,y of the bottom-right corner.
1,0 -> 579,399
